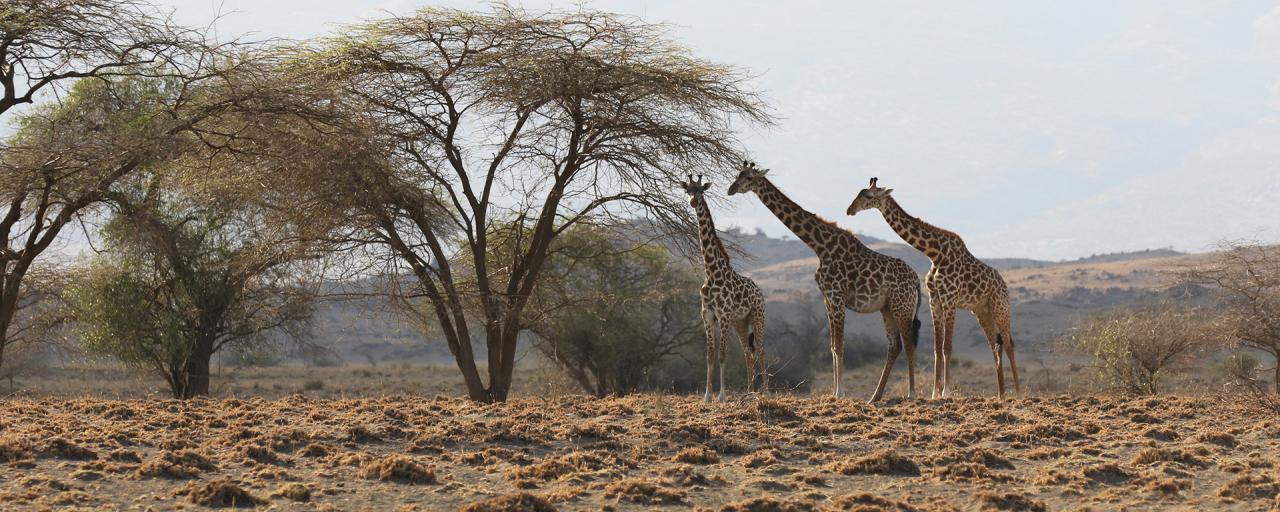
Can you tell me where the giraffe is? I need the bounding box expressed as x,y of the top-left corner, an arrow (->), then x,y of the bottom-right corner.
727,162 -> 922,402
846,177 -> 1021,399
681,174 -> 768,403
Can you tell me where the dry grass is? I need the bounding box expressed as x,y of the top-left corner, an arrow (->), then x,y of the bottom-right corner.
0,394 -> 1274,510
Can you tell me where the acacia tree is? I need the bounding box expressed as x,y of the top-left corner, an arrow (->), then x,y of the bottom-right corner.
514,224 -> 701,397
68,177 -> 315,398
282,6 -> 768,402
1179,241 -> 1280,393
0,0 -> 205,377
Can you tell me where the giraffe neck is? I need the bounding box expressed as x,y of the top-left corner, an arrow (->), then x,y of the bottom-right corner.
752,178 -> 866,257
879,195 -> 963,261
692,196 -> 733,274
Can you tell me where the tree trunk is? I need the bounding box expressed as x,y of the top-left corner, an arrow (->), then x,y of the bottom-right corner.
183,338 -> 215,399
1274,360 -> 1279,394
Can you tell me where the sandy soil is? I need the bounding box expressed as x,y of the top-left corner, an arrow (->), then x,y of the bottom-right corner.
0,394 -> 1276,511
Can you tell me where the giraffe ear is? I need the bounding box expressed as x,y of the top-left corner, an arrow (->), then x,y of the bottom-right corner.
883,188 -> 894,195
701,183 -> 711,192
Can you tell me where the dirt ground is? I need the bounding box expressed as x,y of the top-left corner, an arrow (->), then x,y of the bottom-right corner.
1,394 -> 1277,511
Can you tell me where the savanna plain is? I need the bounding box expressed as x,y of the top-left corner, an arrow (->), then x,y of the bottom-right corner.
2,365 -> 1278,511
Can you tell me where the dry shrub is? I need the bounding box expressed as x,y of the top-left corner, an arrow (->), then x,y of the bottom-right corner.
674,445 -> 719,464
461,492 -> 557,512
829,450 -> 920,476
43,438 -> 96,460
357,454 -> 436,484
271,482 -> 311,502
1217,473 -> 1280,500
187,479 -> 266,508
1132,447 -> 1208,468
975,492 -> 1046,512
715,496 -> 816,511
603,478 -> 685,505
825,492 -> 919,511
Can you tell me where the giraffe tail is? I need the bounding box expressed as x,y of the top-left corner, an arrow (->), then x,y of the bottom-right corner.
908,287 -> 922,348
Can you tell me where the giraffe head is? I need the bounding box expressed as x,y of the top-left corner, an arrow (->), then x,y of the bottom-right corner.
846,177 -> 894,216
680,174 -> 712,207
727,160 -> 769,196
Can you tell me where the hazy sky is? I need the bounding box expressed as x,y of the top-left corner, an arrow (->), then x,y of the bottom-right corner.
154,0 -> 1280,260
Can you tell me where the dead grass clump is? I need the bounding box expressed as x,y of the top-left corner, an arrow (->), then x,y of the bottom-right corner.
1217,473 -> 1279,500
239,443 -> 286,465
674,445 -> 719,464
506,451 -> 627,482
998,422 -> 1084,443
660,464 -> 712,487
136,450 -> 217,479
1082,463 -> 1131,485
460,492 -> 557,512
974,492 -> 1046,512
1025,447 -> 1070,460
716,496 -> 816,511
357,454 -> 436,484
43,437 -> 96,460
270,483 -> 311,502
928,448 -> 1014,470
460,447 -> 533,466
1196,432 -> 1237,448
346,424 -> 381,443
603,478 -> 685,505
825,492 -> 919,511
0,435 -> 35,464
1132,447 -> 1207,468
1141,427 -> 1178,442
1145,477 -> 1190,495
107,449 -> 142,463
298,442 -> 333,458
187,479 -> 266,508
830,450 -> 920,476
932,462 -> 1014,483
741,448 -> 780,469
753,398 -> 802,423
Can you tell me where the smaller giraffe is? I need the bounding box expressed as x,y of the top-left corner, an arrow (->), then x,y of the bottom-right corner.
847,177 -> 1021,399
682,175 -> 768,402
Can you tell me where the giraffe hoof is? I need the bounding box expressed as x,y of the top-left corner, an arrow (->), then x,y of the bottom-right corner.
703,393 -> 712,403
717,393 -> 726,402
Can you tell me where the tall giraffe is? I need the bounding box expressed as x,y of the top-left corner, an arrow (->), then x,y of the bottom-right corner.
847,177 -> 1021,399
681,175 -> 768,402
727,162 -> 922,402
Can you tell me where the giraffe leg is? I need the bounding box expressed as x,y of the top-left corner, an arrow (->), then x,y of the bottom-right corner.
718,318 -> 732,402
823,293 -> 847,398
869,310 -> 902,403
998,302 -> 1022,397
930,304 -> 949,399
977,308 -> 1007,399
701,301 -> 716,404
902,313 -> 917,400
751,306 -> 768,394
733,318 -> 755,393
942,309 -> 956,398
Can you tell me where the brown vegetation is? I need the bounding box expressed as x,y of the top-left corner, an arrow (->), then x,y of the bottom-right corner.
1,394 -> 1272,510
